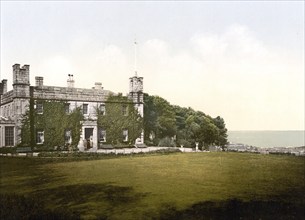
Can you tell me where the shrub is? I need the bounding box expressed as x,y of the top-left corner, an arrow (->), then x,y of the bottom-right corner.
154,148 -> 181,154
158,137 -> 176,147
177,139 -> 192,148
144,140 -> 154,146
0,147 -> 17,154
33,145 -> 55,152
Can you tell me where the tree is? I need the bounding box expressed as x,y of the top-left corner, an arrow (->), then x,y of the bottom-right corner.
67,107 -> 84,147
174,106 -> 196,147
143,94 -> 177,144
154,96 -> 177,138
199,116 -> 219,149
213,116 -> 228,150
20,109 -> 31,146
185,115 -> 201,143
97,94 -> 143,146
144,93 -> 228,149
143,93 -> 157,142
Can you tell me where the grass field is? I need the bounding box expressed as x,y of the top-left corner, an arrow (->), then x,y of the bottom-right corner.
1,152 -> 304,219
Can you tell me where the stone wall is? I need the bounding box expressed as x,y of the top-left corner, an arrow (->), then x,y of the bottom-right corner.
1,90 -> 14,105
33,86 -> 113,102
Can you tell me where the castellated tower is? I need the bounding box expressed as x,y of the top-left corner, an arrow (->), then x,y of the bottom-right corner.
129,75 -> 144,144
13,64 -> 30,98
12,64 -> 31,144
129,76 -> 143,101
129,75 -> 144,116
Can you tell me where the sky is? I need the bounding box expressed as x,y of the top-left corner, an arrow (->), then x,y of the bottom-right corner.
0,1 -> 304,131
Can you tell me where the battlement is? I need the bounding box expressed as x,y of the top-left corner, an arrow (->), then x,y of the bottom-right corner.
129,75 -> 143,93
12,64 -> 30,98
13,64 -> 30,86
0,79 -> 8,95
33,85 -> 113,102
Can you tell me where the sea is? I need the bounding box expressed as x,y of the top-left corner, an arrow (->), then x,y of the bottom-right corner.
228,130 -> 305,148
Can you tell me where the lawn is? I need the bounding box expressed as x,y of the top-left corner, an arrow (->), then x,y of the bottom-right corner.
1,152 -> 304,219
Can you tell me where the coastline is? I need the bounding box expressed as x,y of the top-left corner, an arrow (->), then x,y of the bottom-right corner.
227,143 -> 305,156
228,130 -> 305,149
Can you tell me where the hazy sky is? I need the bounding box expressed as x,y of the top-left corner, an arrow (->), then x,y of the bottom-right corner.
1,1 -> 304,131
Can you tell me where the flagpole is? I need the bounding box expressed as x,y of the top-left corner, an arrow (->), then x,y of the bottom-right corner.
134,39 -> 137,77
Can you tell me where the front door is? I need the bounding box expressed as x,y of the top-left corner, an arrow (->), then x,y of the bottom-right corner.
85,128 -> 93,148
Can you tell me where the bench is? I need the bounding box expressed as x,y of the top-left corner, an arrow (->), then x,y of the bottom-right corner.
16,147 -> 32,153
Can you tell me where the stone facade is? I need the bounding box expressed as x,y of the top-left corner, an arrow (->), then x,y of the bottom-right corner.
0,64 -> 144,148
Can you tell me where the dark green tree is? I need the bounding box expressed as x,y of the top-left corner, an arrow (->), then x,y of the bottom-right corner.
153,96 -> 177,138
67,107 -> 83,147
143,93 -> 157,142
143,94 -> 177,144
20,109 -> 31,146
213,116 -> 228,150
199,116 -> 219,149
173,105 -> 227,150
144,93 -> 228,149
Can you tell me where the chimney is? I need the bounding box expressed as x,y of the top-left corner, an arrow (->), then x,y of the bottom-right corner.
2,79 -> 7,94
94,82 -> 103,90
67,74 -> 75,88
35,76 -> 44,87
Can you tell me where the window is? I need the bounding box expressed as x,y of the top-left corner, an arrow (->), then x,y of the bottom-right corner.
5,126 -> 14,146
83,104 -> 88,115
122,105 -> 128,116
99,129 -> 106,142
99,104 -> 106,115
65,130 -> 72,144
65,103 -> 70,114
122,129 -> 128,142
36,103 -> 43,114
36,130 -> 44,144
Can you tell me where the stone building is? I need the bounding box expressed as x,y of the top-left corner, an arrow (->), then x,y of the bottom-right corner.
0,64 -> 144,148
